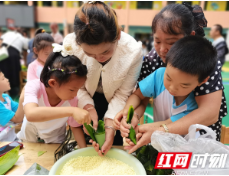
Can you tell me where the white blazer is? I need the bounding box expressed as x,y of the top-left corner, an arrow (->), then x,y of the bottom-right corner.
63,31 -> 143,119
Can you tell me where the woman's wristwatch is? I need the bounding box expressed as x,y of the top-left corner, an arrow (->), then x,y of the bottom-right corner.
160,124 -> 169,133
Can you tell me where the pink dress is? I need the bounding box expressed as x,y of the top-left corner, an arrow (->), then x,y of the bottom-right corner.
17,79 -> 81,143
27,60 -> 44,81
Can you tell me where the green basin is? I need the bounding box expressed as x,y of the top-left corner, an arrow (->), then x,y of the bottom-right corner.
49,147 -> 146,175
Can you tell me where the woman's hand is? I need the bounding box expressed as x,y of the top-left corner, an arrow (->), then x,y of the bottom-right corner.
90,128 -> 115,156
83,104 -> 98,131
113,110 -> 124,130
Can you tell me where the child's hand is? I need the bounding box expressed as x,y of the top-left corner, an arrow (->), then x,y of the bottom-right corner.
84,105 -> 98,131
120,113 -> 139,138
72,108 -> 91,125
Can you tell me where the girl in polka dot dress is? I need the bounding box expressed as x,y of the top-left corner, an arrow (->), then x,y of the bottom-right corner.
115,3 -> 227,151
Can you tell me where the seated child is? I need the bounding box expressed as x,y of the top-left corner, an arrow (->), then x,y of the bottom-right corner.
17,45 -> 91,148
114,35 -> 217,139
0,70 -> 24,141
27,28 -> 54,81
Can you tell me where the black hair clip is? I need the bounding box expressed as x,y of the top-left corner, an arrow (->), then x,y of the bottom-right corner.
183,2 -> 207,28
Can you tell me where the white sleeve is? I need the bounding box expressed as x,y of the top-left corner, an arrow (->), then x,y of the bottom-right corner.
104,49 -> 143,120
77,86 -> 95,108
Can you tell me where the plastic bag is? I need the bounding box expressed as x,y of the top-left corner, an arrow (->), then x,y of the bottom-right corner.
0,122 -> 17,141
151,124 -> 229,175
23,163 -> 49,175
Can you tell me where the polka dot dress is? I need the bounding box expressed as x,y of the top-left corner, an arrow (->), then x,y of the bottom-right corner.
138,48 -> 227,141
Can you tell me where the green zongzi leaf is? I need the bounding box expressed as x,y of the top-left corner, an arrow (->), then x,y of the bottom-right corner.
126,106 -> 137,144
96,120 -> 105,134
0,145 -> 20,175
38,151 -> 47,157
94,132 -> 106,150
84,123 -> 96,141
127,105 -> 134,124
129,126 -> 137,144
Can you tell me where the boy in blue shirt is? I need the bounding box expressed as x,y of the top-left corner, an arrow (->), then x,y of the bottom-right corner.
0,69 -> 24,141
115,35 -> 217,137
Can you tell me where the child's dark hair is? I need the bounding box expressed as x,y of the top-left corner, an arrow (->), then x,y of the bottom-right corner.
33,28 -> 54,58
74,1 -> 121,45
40,52 -> 88,87
152,3 -> 207,37
214,24 -> 223,35
166,35 -> 217,83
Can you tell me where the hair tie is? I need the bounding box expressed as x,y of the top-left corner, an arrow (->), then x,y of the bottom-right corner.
183,2 -> 207,36
48,66 -> 77,74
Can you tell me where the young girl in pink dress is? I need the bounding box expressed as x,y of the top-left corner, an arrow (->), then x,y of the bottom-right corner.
17,44 -> 90,148
27,28 -> 54,81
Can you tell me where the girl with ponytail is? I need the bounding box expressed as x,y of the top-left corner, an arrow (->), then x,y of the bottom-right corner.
17,46 -> 90,147
116,3 -> 227,152
27,28 -> 54,81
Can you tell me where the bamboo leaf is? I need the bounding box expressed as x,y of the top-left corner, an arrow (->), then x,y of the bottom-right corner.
129,126 -> 137,145
127,105 -> 134,124
0,145 -> 20,175
84,123 -> 96,142
38,151 -> 47,157
96,120 -> 105,134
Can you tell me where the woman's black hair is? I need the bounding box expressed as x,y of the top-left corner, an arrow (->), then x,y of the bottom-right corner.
33,28 -> 54,58
152,3 -> 207,37
40,52 -> 88,87
74,1 -> 121,45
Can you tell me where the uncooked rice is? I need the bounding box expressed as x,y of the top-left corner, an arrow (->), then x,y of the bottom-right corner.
60,156 -> 136,175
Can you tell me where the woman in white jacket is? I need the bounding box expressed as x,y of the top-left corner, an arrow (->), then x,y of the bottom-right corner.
62,1 -> 142,156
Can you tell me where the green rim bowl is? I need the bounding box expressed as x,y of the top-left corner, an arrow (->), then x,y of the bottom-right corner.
49,147 -> 146,175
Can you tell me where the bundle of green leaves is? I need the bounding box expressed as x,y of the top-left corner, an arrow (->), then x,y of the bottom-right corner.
84,120 -> 106,149
136,145 -> 173,175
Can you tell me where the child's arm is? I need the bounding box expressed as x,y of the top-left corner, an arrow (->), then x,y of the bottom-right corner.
123,88 -> 146,116
71,126 -> 87,148
10,89 -> 25,123
23,79 -> 91,125
24,103 -> 91,125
